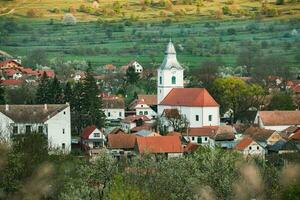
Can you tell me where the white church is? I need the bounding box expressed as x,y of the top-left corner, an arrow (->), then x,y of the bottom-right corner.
157,40 -> 220,129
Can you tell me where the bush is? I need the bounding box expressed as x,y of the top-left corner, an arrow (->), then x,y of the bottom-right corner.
276,0 -> 284,5
62,13 -> 77,25
26,8 -> 41,18
222,6 -> 232,15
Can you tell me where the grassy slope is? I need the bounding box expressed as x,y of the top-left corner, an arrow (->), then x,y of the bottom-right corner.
0,0 -> 299,69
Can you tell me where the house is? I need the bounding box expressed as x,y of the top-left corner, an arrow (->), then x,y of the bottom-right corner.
129,96 -> 157,119
254,111 -> 300,131
278,140 -> 300,154
209,126 -> 236,149
135,130 -> 161,137
0,79 -> 23,87
135,136 -> 183,158
107,133 -> 137,158
81,125 -> 105,156
102,95 -> 125,121
0,59 -> 23,69
182,126 -> 218,145
120,60 -> 143,74
156,41 -> 219,128
121,115 -> 151,133
103,64 -> 117,73
244,127 -> 284,146
71,70 -> 86,81
0,104 -> 71,152
235,137 -> 266,157
183,142 -> 200,154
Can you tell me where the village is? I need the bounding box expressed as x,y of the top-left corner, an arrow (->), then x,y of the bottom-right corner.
0,40 -> 299,161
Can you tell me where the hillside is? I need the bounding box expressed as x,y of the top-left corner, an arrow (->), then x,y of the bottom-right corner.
1,0 -> 300,21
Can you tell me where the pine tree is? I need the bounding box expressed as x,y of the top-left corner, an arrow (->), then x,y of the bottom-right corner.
0,85 -> 5,104
63,82 -> 73,104
71,82 -> 84,134
35,72 -> 51,104
49,76 -> 63,104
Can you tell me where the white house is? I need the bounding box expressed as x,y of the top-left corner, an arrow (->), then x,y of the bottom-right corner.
235,137 -> 266,158
254,111 -> 300,131
157,40 -> 220,128
102,96 -> 125,121
129,98 -> 157,119
128,60 -> 143,74
121,115 -> 151,133
81,125 -> 105,156
0,104 -> 71,152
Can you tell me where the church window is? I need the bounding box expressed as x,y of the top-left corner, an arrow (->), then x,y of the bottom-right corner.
159,76 -> 162,84
208,115 -> 212,121
139,111 -> 143,115
171,76 -> 176,84
195,115 -> 199,121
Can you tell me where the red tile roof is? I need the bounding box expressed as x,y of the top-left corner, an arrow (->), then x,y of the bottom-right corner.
0,60 -> 22,68
160,88 -> 219,107
183,142 -> 200,153
0,79 -> 23,86
81,125 -> 97,140
131,123 -> 153,133
292,85 -> 300,93
3,69 -> 18,76
107,133 -> 137,149
235,137 -> 253,151
103,96 -> 125,109
167,131 -> 182,137
109,128 -> 125,135
122,115 -> 150,123
289,129 -> 300,140
258,111 -> 300,126
183,126 -> 219,137
137,95 -> 157,106
103,64 -> 116,71
136,136 -> 183,154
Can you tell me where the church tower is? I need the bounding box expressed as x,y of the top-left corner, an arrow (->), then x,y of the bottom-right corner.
157,39 -> 184,104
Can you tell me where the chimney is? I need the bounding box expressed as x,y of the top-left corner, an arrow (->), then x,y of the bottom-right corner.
5,104 -> 9,111
44,104 -> 48,111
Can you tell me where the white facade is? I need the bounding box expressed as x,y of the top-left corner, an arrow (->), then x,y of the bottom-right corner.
184,135 -> 210,145
82,128 -> 105,149
103,108 -> 125,120
241,141 -> 266,157
130,61 -> 143,73
158,105 -> 220,128
157,40 -> 184,104
134,102 -> 157,119
0,104 -> 71,153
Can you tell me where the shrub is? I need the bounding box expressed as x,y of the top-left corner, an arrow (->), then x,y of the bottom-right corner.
27,8 -> 41,18
276,0 -> 284,5
62,13 -> 77,25
222,6 -> 232,15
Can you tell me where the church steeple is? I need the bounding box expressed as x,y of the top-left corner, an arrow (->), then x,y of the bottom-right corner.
157,39 -> 184,104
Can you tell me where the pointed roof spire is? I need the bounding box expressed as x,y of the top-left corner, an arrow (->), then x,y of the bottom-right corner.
160,39 -> 183,70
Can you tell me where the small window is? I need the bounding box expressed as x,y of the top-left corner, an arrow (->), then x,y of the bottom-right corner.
159,76 -> 162,84
192,137 -> 195,141
62,143 -> 65,149
139,111 -> 143,115
208,115 -> 212,121
13,126 -> 18,134
196,115 -> 199,121
205,137 -> 207,141
171,76 -> 176,84
249,146 -> 252,150
160,89 -> 162,94
144,111 -> 148,115
62,128 -> 65,134
94,133 -> 100,137
63,111 -> 66,115
141,105 -> 143,107
25,125 -> 31,134
108,112 -> 111,117
119,112 -> 122,117
257,146 -> 259,150
38,126 -> 43,133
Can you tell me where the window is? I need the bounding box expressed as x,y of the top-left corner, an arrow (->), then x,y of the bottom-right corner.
159,76 -> 162,84
93,142 -> 101,148
197,137 -> 202,144
196,115 -> 199,121
171,76 -> 176,84
108,112 -> 111,117
13,126 -> 18,134
62,128 -> 65,134
139,111 -> 143,115
63,111 -> 66,115
144,111 -> 148,115
38,126 -> 43,133
25,125 -> 31,134
192,137 -> 195,141
204,137 -> 207,141
249,146 -> 252,150
141,105 -> 143,107
257,146 -> 259,150
208,115 -> 212,122
62,143 -> 65,149
94,133 -> 100,137
119,112 -> 122,117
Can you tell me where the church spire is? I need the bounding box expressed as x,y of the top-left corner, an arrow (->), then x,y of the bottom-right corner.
160,39 -> 182,70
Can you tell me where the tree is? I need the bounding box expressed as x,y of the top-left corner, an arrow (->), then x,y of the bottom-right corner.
35,73 -> 51,104
62,13 -> 77,25
126,66 -> 140,85
63,82 -> 73,103
48,76 -> 63,104
4,83 -> 36,104
267,92 -> 296,110
162,109 -> 190,133
212,77 -> 265,123
23,49 -> 49,68
0,85 -> 5,104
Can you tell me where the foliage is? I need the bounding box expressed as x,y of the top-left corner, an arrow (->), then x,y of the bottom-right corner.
126,66 -> 140,85
212,77 -> 265,123
4,83 -> 36,104
0,85 -> 5,104
62,13 -> 77,26
22,49 -> 49,69
267,92 -> 296,110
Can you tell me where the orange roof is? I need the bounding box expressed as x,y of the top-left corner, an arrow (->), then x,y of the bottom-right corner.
258,111 -> 300,126
160,88 -> 219,107
183,126 -> 219,137
183,142 -> 200,153
0,79 -> 23,86
103,64 -> 116,71
81,125 -> 97,139
0,60 -> 22,68
131,123 -> 153,133
235,137 -> 253,151
107,133 -> 136,149
292,85 -> 300,93
137,95 -> 157,105
289,129 -> 300,140
122,115 -> 150,123
136,136 -> 183,153
167,131 -> 182,137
